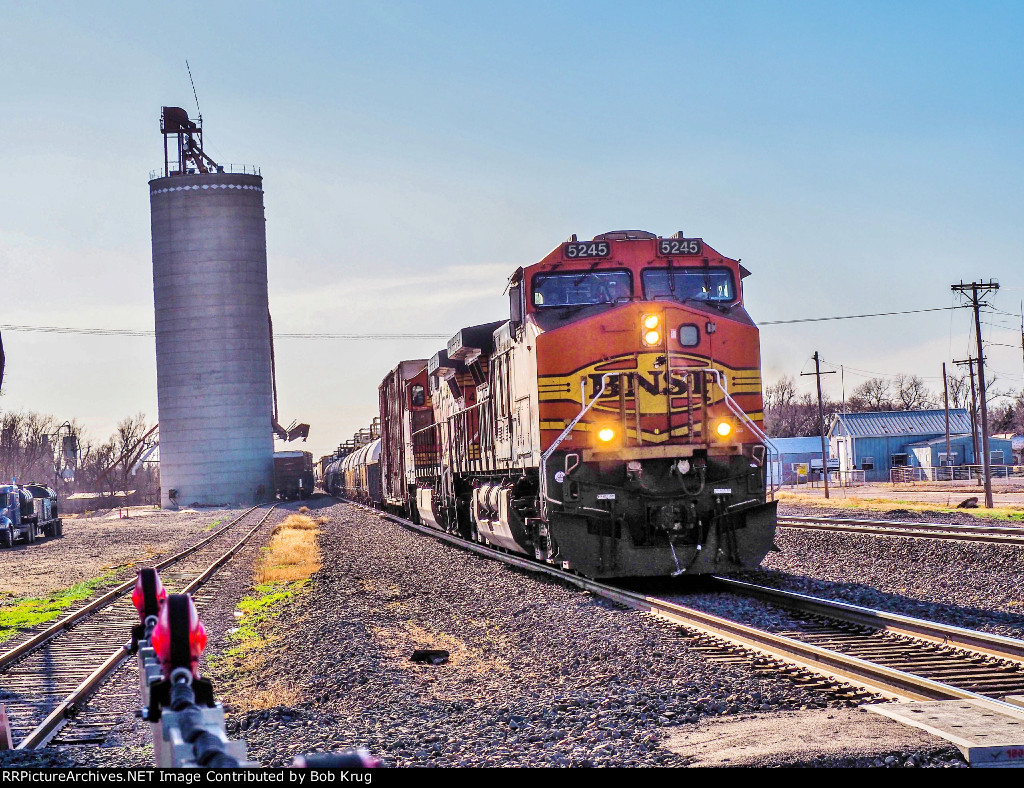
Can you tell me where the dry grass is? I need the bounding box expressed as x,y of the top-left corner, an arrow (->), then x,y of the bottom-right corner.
778,490 -> 1024,520
228,684 -> 300,712
209,511 -> 325,712
257,514 -> 321,583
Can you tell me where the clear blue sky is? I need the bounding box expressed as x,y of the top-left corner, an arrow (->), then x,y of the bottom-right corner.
2,1 -> 1023,458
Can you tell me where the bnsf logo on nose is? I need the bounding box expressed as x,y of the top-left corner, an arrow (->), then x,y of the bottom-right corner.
588,370 -> 700,398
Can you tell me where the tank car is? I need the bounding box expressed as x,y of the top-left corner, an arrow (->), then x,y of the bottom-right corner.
335,439 -> 382,506
353,231 -> 777,578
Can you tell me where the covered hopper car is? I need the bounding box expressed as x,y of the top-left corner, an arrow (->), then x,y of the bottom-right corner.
274,451 -> 315,500
327,230 -> 778,578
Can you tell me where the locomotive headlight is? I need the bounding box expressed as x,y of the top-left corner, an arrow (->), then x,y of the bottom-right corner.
716,421 -> 733,438
641,314 -> 662,346
598,427 -> 616,443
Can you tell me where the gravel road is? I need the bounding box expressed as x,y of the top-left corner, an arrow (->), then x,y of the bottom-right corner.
0,506 -> 248,599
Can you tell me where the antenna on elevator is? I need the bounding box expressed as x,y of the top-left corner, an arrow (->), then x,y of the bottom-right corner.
186,60 -> 202,123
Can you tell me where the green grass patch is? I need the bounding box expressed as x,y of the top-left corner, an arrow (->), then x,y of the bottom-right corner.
0,571 -> 118,644
205,518 -> 224,531
217,580 -> 308,661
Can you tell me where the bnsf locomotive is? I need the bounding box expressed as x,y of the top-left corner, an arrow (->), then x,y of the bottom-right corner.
327,230 -> 778,578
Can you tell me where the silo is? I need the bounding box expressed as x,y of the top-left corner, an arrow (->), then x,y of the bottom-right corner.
149,107 -> 274,507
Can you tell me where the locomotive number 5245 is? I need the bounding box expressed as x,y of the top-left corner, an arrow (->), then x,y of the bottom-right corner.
657,238 -> 703,256
564,241 -> 610,259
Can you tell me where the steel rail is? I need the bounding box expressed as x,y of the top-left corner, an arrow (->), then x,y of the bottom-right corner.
711,577 -> 1024,663
0,505 -> 263,672
338,498 -> 1024,711
778,515 -> 1024,545
14,505 -> 279,750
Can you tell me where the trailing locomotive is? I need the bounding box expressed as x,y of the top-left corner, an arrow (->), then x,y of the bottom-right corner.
330,231 -> 777,578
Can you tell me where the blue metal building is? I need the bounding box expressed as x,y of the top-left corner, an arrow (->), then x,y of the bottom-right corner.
829,409 -> 1012,482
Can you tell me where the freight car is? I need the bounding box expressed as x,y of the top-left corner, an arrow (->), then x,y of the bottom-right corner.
273,451 -> 315,500
323,439 -> 381,505
331,230 -> 778,578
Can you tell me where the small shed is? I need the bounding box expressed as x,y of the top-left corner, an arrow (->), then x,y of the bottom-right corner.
767,436 -> 832,486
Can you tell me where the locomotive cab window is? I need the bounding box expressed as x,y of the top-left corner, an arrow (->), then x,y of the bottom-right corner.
409,384 -> 425,407
642,267 -> 736,303
532,270 -> 632,308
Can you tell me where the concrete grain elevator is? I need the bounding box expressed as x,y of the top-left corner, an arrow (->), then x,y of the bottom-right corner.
149,107 -> 274,507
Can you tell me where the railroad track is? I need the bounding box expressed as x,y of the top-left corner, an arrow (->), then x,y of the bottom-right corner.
339,498 -> 1024,712
1,504 -> 280,749
778,515 -> 1024,545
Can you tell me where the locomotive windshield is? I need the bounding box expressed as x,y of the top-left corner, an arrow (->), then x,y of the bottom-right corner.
642,267 -> 736,303
532,270 -> 632,308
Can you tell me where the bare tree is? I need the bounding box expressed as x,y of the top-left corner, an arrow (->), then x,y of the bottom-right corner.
847,377 -> 894,412
106,413 -> 158,503
764,376 -> 841,437
0,411 -> 57,484
0,409 -> 159,506
946,372 -> 973,410
894,374 -> 936,410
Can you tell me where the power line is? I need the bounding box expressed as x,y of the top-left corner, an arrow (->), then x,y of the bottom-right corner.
0,324 -> 449,340
820,361 -> 943,381
760,306 -> 961,326
2,305 -> 966,337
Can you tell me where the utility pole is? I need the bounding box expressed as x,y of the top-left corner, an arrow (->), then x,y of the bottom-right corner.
802,352 -> 836,498
954,356 -> 980,481
942,362 -> 951,476
952,280 -> 1000,508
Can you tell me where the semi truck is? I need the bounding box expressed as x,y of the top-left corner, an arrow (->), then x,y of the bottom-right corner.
0,483 -> 63,547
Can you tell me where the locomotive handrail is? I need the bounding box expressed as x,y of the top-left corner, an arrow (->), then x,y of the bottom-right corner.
699,368 -> 781,496
539,373 -> 617,520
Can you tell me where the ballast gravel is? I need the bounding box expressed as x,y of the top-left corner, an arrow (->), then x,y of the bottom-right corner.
753,503 -> 1024,640
200,500 -> 964,768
